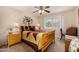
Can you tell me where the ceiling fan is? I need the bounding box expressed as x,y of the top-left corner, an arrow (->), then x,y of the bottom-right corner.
33,6 -> 50,15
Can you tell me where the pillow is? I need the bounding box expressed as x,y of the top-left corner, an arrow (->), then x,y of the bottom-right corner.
21,26 -> 35,32
21,26 -> 28,31
29,26 -> 35,31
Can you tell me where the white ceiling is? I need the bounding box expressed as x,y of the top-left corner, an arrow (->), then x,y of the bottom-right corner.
10,6 -> 77,16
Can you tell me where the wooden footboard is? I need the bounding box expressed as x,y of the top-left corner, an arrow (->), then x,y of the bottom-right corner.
42,31 -> 55,51
37,31 -> 55,52
41,39 -> 53,52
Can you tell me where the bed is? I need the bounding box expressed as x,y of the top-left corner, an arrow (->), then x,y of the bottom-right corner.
22,30 -> 55,52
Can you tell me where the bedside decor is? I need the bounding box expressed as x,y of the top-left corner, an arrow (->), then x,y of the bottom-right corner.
9,23 -> 20,34
9,27 -> 12,32
13,23 -> 20,33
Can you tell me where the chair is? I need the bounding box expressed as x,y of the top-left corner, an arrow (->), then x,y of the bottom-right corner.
60,28 -> 65,40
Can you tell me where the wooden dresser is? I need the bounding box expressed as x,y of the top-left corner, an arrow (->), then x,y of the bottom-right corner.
66,27 -> 77,36
8,32 -> 21,47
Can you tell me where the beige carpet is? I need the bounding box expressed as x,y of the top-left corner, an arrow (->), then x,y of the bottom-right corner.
46,39 -> 65,52
0,42 -> 35,52
0,39 -> 64,52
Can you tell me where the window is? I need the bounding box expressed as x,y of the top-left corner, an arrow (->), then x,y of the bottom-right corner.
44,16 -> 62,29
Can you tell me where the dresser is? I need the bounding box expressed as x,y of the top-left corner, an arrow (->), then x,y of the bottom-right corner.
8,32 -> 21,47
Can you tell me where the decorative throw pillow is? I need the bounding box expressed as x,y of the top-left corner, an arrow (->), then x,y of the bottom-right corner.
35,24 -> 41,31
29,26 -> 35,31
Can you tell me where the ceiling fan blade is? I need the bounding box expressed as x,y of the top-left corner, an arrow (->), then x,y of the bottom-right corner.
44,10 -> 50,13
45,6 -> 50,8
33,10 -> 38,13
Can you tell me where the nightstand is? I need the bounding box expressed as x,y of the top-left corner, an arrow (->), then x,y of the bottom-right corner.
8,32 -> 21,47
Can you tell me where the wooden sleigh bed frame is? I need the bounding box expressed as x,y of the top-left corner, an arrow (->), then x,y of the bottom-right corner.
22,31 -> 55,52
20,26 -> 55,52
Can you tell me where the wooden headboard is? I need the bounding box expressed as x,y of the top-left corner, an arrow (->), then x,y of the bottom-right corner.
20,26 -> 35,32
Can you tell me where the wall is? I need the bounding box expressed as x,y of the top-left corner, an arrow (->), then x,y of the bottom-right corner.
36,16 -> 44,29
0,7 -> 38,45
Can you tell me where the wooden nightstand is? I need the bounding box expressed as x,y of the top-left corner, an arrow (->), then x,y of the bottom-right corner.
8,32 -> 21,47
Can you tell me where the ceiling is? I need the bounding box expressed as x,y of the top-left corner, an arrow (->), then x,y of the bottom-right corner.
10,6 -> 77,16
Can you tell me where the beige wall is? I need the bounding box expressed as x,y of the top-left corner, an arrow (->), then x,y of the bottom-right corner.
0,7 -> 38,45
36,16 -> 44,29
62,9 -> 77,33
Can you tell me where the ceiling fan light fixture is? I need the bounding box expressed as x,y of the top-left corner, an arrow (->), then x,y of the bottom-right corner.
42,10 -> 45,13
38,10 -> 45,13
33,6 -> 50,15
38,10 -> 42,13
